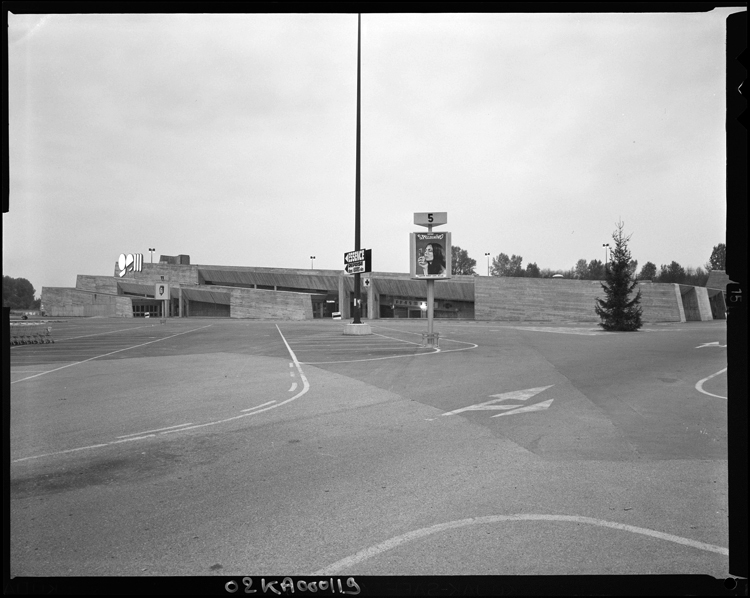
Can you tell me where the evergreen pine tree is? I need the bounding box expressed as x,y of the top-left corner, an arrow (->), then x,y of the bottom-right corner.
595,221 -> 643,331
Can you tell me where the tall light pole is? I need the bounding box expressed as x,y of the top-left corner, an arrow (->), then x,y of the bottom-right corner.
352,13 -> 362,324
485,253 -> 491,276
149,248 -> 155,264
310,255 -> 316,269
602,243 -> 610,265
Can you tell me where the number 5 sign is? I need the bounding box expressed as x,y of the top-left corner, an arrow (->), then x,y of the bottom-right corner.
414,212 -> 447,227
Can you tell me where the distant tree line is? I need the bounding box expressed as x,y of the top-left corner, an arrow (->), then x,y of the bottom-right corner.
3,276 -> 41,309
450,243 -> 726,287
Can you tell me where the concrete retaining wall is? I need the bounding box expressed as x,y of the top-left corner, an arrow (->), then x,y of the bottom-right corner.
41,288 -> 133,317
116,262 -> 200,285
76,275 -> 119,294
637,283 -> 685,323
230,287 -> 313,320
475,277 -> 603,322
474,277 -> 686,323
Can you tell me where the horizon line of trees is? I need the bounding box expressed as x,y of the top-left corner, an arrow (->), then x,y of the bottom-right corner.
3,276 -> 42,310
451,244 -> 726,287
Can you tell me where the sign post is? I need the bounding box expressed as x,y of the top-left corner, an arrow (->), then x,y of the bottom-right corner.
411,213 -> 450,347
342,248 -> 373,335
155,283 -> 170,323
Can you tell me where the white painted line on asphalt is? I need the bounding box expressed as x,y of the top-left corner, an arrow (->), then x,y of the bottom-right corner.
8,324 -> 158,349
312,513 -> 729,574
11,329 -> 310,463
241,401 -> 277,413
13,443 -> 112,463
117,423 -> 195,438
695,368 -> 728,399
54,324 -> 158,341
289,383 -> 298,392
300,326 -> 478,365
10,325 -> 214,384
492,398 -> 554,417
372,332 -> 423,346
110,434 -> 157,444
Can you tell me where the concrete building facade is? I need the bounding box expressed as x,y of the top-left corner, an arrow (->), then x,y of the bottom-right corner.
41,255 -> 729,324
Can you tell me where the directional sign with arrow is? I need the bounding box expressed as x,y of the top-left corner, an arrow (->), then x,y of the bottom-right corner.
441,385 -> 554,418
343,248 -> 371,275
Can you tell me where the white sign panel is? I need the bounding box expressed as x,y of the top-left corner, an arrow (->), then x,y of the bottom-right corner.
413,212 -> 447,227
155,283 -> 170,300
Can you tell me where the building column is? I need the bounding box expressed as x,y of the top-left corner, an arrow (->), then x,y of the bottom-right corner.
367,277 -> 379,319
338,274 -> 350,319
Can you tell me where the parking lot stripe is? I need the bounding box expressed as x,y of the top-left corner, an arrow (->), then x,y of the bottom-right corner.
10,325 -> 213,384
116,423 -> 194,438
695,367 -> 728,399
241,401 -> 277,413
312,513 -> 728,574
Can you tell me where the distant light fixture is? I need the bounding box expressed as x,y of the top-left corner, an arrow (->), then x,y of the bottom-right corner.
485,252 -> 491,276
149,248 -> 156,263
310,255 -> 316,269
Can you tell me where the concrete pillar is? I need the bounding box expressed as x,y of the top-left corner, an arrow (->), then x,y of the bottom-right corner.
338,275 -> 350,319
674,284 -> 687,322
367,277 -> 379,319
695,286 -> 713,321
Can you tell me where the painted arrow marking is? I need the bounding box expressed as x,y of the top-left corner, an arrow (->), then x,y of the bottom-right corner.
492,398 -> 554,417
696,341 -> 726,348
442,385 -> 554,417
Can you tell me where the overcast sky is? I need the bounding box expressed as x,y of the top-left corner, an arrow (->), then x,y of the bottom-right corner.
4,9 -> 742,292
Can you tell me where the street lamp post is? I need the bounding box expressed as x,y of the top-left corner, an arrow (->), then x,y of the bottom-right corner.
149,248 -> 155,264
310,255 -> 316,269
485,253 -> 491,276
602,243 -> 610,264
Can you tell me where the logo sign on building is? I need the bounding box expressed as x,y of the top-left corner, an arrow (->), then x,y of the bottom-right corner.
343,248 -> 372,275
410,232 -> 452,279
117,253 -> 144,277
155,283 -> 170,300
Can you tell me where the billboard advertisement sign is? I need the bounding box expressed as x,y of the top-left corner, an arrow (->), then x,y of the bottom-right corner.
155,283 -> 170,300
410,232 -> 452,279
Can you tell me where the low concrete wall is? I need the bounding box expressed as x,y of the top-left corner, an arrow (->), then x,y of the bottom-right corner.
638,283 -> 685,323
230,287 -> 313,320
474,277 -> 686,323
475,277 -> 602,322
41,288 -> 133,317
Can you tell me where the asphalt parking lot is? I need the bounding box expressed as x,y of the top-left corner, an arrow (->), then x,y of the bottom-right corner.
9,316 -> 734,586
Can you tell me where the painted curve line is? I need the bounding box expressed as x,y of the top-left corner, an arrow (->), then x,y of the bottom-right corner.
695,367 -> 728,399
312,514 -> 728,575
11,325 -> 310,463
301,327 -> 477,365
